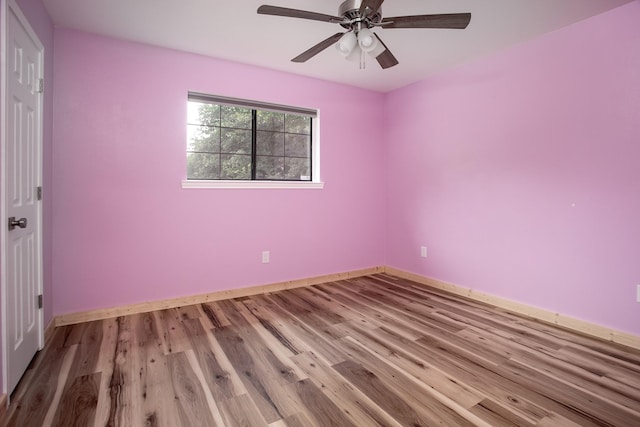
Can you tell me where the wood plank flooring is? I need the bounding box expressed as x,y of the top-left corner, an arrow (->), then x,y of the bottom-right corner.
3,274 -> 640,426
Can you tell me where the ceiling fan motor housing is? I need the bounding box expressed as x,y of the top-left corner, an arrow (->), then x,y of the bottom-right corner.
339,0 -> 382,29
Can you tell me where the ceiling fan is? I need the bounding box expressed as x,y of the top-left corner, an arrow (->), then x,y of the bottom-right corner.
257,0 -> 471,69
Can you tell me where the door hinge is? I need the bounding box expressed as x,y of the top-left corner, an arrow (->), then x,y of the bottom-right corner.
37,294 -> 43,309
37,78 -> 44,93
37,186 -> 42,201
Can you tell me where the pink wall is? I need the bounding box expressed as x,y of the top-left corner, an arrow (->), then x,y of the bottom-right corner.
384,1 -> 640,335
49,2 -> 640,339
52,29 -> 385,315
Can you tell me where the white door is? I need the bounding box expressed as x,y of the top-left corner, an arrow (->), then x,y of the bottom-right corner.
2,0 -> 44,395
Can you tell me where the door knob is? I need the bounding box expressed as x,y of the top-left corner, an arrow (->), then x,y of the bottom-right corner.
8,217 -> 27,230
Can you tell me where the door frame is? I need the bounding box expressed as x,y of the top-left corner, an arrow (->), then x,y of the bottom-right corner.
0,0 -> 45,396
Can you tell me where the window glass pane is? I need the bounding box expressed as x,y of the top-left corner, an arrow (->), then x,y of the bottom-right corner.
220,154 -> 251,179
188,102 -> 220,126
186,94 -> 315,182
187,153 -> 220,179
285,114 -> 310,134
221,129 -> 251,154
256,156 -> 285,180
257,111 -> 285,132
285,157 -> 311,180
285,134 -> 310,157
188,124 -> 220,152
221,105 -> 251,129
256,131 -> 284,156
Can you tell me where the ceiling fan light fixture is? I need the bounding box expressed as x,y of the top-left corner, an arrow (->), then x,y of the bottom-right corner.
257,1 -> 471,70
357,28 -> 378,53
335,31 -> 357,56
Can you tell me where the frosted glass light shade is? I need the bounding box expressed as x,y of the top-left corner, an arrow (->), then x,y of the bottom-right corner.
335,32 -> 357,57
366,40 -> 385,58
357,28 -> 378,53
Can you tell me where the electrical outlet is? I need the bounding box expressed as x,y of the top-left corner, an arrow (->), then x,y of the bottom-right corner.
262,251 -> 270,264
637,284 -> 640,303
420,246 -> 427,258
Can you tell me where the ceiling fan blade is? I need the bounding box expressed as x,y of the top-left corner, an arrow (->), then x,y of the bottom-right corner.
358,0 -> 384,16
257,5 -> 342,23
373,33 -> 398,69
382,13 -> 471,29
292,33 -> 344,63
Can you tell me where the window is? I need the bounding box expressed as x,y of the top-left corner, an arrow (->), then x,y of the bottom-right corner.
186,93 -> 318,186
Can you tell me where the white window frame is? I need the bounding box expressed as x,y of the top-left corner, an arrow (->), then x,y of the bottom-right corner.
182,93 -> 323,190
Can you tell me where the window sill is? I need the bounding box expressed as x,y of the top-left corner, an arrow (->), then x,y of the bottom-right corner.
181,180 -> 324,189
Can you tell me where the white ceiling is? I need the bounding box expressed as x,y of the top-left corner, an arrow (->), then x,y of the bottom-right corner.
42,0 -> 633,92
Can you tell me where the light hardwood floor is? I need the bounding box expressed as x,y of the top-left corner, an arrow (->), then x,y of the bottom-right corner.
3,274 -> 640,426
